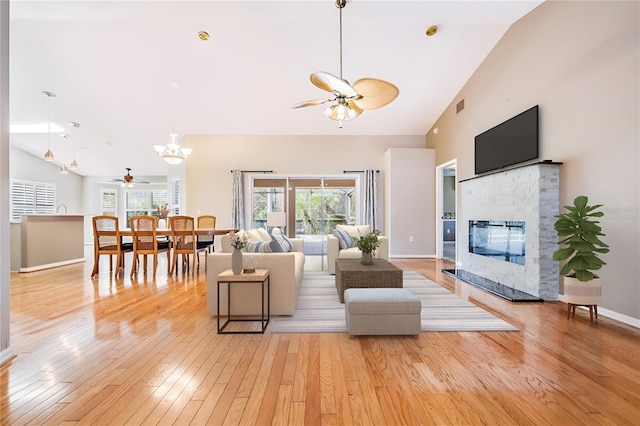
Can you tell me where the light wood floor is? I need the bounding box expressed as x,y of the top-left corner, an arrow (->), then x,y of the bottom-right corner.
1,254 -> 639,425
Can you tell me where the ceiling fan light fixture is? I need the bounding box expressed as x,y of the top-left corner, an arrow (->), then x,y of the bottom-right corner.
154,131 -> 192,165
324,101 -> 360,128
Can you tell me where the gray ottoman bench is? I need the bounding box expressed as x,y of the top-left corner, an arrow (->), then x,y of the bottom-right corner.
344,288 -> 422,336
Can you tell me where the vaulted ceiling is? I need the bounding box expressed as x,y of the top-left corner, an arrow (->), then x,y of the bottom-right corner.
9,0 -> 543,177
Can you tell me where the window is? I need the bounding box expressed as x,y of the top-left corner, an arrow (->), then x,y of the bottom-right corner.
170,178 -> 181,215
124,189 -> 168,224
251,179 -> 286,229
101,189 -> 116,216
10,180 -> 56,221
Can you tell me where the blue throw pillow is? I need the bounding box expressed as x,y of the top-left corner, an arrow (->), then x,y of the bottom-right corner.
333,229 -> 353,250
270,233 -> 293,253
245,241 -> 272,253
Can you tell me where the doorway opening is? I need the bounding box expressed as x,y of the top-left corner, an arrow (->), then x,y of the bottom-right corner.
436,160 -> 457,262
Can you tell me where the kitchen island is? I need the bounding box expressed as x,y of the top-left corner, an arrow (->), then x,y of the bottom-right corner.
18,214 -> 85,272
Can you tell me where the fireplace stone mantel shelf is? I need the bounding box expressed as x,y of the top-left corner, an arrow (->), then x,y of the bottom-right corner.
443,269 -> 543,302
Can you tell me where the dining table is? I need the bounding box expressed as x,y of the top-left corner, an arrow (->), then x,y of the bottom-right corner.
118,228 -> 237,237
92,228 -> 238,277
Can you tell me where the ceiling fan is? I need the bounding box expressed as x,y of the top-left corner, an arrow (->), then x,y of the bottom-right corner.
292,0 -> 399,128
110,168 -> 149,187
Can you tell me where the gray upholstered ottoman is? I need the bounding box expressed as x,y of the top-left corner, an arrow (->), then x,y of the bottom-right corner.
344,288 -> 422,336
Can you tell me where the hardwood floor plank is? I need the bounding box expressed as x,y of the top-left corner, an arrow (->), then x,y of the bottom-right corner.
270,384 -> 293,426
251,336 -> 290,425
303,334 -> 322,426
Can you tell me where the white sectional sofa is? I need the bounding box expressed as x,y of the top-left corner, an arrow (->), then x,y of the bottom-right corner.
206,228 -> 305,316
327,224 -> 389,274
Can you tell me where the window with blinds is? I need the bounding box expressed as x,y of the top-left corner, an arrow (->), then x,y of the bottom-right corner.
171,178 -> 181,215
124,189 -> 168,224
10,180 -> 56,221
101,189 -> 117,216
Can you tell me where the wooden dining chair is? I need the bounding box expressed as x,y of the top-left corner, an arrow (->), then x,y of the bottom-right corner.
129,215 -> 171,277
169,215 -> 208,275
91,215 -> 132,278
196,215 -> 217,253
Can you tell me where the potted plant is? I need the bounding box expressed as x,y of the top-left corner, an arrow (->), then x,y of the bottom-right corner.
553,196 -> 609,309
155,203 -> 170,228
354,230 -> 381,265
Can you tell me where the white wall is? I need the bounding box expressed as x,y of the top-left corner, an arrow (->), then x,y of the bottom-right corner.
426,1 -> 639,321
384,148 -> 436,257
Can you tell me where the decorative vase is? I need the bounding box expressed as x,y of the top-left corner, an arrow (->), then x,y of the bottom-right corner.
361,251 -> 374,265
158,218 -> 167,229
232,248 -> 243,274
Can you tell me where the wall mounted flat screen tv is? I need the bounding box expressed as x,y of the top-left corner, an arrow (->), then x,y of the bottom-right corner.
474,105 -> 539,175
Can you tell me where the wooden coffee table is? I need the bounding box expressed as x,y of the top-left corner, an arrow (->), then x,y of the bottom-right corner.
335,259 -> 403,303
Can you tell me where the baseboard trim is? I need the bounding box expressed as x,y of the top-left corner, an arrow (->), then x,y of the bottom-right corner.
0,348 -> 15,367
20,258 -> 86,273
557,294 -> 640,328
389,254 -> 437,259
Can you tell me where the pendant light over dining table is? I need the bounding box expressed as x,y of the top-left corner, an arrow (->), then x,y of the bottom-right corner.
153,130 -> 192,165
42,90 -> 56,161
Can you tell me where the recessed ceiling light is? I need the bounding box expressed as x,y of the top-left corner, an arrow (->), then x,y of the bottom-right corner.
198,31 -> 210,41
426,25 -> 438,37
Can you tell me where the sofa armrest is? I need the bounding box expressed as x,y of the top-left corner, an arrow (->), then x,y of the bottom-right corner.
377,236 -> 389,261
327,234 -> 340,274
290,238 -> 305,253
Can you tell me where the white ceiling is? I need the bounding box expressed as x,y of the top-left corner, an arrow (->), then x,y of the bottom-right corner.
9,0 -> 543,178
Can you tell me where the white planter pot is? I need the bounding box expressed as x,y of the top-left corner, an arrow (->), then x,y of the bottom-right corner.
563,276 -> 601,306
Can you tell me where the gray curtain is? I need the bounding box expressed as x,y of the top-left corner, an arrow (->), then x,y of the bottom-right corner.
363,169 -> 377,230
231,169 -> 245,229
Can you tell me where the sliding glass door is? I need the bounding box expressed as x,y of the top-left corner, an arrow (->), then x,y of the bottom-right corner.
289,178 -> 356,269
250,176 -> 357,270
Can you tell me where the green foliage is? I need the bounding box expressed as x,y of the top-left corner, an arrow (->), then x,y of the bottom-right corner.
553,196 -> 609,282
354,231 -> 381,254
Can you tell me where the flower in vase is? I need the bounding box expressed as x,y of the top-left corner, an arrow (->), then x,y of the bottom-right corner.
230,230 -> 249,249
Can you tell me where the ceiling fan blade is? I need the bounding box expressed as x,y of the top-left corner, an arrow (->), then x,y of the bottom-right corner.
352,78 -> 399,110
347,100 -> 363,115
292,98 -> 333,109
133,179 -> 150,184
311,71 -> 358,97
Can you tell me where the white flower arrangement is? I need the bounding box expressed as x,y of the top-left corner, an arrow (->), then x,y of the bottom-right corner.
230,230 -> 249,249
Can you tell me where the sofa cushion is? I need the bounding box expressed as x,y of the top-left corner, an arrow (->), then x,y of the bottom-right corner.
333,229 -> 354,249
270,233 -> 293,252
246,228 -> 271,242
336,224 -> 371,239
246,240 -> 273,253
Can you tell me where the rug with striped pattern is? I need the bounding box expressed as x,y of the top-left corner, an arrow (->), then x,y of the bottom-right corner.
270,270 -> 518,333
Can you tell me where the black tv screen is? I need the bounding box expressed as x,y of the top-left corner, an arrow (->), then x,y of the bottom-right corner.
474,105 -> 539,174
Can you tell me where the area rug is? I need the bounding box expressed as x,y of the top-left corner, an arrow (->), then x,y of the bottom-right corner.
270,270 -> 518,333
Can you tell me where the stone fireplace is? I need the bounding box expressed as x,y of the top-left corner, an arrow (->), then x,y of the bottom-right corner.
457,162 -> 561,300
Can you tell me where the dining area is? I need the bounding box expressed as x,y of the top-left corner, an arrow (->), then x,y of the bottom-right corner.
91,214 -> 235,279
